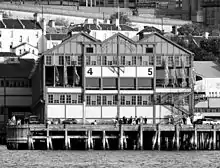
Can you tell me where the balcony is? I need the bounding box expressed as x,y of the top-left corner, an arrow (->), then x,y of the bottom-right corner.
201,1 -> 220,7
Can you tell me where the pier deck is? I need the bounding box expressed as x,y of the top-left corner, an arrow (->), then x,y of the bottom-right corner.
6,124 -> 220,150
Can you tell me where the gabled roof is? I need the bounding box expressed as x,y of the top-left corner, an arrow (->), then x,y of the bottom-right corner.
12,42 -> 37,49
194,61 -> 220,78
0,19 -> 41,29
43,32 -> 100,55
0,59 -> 35,78
139,32 -> 194,55
137,26 -> 163,34
0,52 -> 17,57
45,33 -> 68,41
102,32 -> 136,44
69,23 -> 137,32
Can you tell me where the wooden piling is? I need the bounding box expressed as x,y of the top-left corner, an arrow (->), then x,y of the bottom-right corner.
213,127 -> 216,150
119,124 -> 124,150
102,130 -> 106,150
175,125 -> 180,151
139,124 -> 143,150
194,127 -> 198,150
157,124 -> 161,151
46,126 -> 50,150
64,128 -> 69,150
87,130 -> 91,150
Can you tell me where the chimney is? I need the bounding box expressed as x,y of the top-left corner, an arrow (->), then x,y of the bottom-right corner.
41,18 -> 47,35
115,18 -> 120,30
33,13 -> 40,23
0,11 -> 3,21
48,20 -> 55,28
204,32 -> 209,39
172,25 -> 177,35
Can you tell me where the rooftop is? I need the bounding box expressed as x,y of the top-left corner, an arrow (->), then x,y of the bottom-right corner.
0,52 -> 17,57
194,61 -> 220,78
69,23 -> 137,32
45,34 -> 68,41
0,59 -> 35,78
0,19 -> 41,29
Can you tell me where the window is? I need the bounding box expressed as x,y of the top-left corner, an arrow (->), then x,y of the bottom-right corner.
19,49 -> 22,54
54,95 -> 59,103
46,56 -> 52,65
175,56 -> 180,66
36,32 -> 39,38
86,56 -> 91,65
72,95 -> 77,104
132,56 -> 136,65
137,56 -> 142,66
132,96 -> 136,105
156,56 -> 162,66
186,56 -> 190,66
60,95 -> 65,103
113,95 -> 117,105
86,95 -> 91,105
121,95 -> 125,105
137,96 -> 142,105
65,56 -> 71,65
102,96 -> 107,105
120,56 -> 125,65
32,50 -> 35,54
59,56 -> 64,65
149,56 -> 154,65
86,47 -> 94,53
66,95 -> 71,104
146,47 -> 153,53
97,95 -> 101,105
78,94 -> 82,104
48,94 -> 53,103
102,56 -> 107,65
19,36 -> 22,42
168,56 -> 173,66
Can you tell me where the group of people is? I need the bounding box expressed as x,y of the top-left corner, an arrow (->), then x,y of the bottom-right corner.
8,115 -> 22,126
115,116 -> 148,126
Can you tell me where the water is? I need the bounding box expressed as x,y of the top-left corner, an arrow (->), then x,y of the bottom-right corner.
0,145 -> 220,168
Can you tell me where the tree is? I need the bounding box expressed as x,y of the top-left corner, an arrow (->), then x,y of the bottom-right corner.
177,23 -> 206,36
109,12 -> 131,25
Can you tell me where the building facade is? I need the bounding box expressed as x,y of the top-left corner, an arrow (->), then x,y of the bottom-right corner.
0,12 -> 42,53
0,53 -> 34,130
32,31 -> 194,124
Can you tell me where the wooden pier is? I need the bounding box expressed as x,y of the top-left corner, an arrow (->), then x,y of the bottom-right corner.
6,124 -> 220,150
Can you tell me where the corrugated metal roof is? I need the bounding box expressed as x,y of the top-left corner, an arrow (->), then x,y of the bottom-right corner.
194,61 -> 220,78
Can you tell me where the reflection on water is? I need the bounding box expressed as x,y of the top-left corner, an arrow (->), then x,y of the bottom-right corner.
0,145 -> 220,168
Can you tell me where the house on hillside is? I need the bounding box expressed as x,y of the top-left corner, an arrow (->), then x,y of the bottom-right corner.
0,12 -> 43,53
68,19 -> 138,41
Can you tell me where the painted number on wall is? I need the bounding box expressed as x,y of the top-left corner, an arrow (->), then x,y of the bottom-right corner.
148,68 -> 153,76
87,68 -> 93,75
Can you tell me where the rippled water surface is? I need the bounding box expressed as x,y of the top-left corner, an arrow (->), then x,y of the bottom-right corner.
1,145 -> 220,168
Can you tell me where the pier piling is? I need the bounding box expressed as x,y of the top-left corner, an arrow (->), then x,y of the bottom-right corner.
194,127 -> 198,150
175,125 -> 180,150
102,130 -> 106,150
119,124 -> 124,150
139,124 -> 143,150
157,124 -> 161,151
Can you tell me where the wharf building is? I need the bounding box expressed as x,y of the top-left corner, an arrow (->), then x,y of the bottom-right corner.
31,30 -> 194,124
0,52 -> 34,129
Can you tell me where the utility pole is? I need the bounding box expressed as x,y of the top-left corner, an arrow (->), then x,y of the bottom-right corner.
117,35 -> 120,119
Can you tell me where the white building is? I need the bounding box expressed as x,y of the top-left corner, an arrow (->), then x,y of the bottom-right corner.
0,12 -> 42,53
69,19 -> 139,41
45,34 -> 68,50
194,61 -> 220,118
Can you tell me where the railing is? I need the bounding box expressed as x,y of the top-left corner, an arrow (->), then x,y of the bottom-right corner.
201,1 -> 220,7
